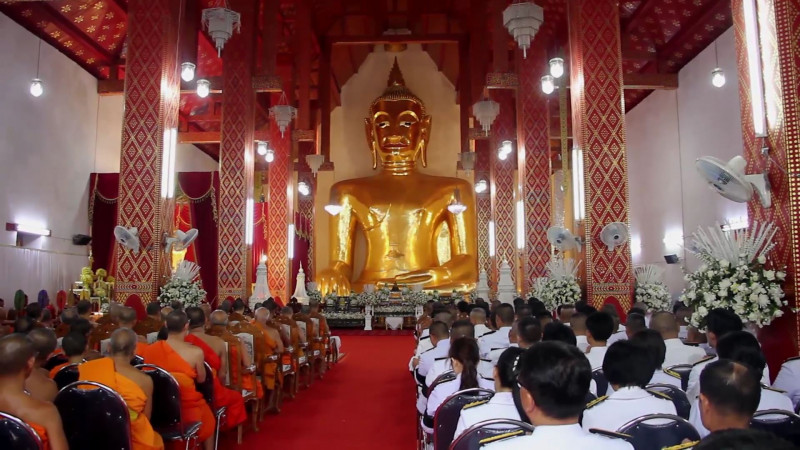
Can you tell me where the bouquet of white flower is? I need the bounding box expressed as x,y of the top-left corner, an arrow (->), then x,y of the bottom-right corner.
308,289 -> 323,304
353,291 -> 380,306
635,265 -> 672,311
158,261 -> 207,308
537,257 -> 581,312
406,290 -> 433,306
323,292 -> 339,306
680,222 -> 786,328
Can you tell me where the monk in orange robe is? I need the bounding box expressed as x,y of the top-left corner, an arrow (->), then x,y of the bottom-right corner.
79,329 -> 164,450
48,331 -> 88,379
228,299 -> 251,323
252,307 -> 284,411
89,304 -> 122,351
0,334 -> 68,450
54,307 -> 78,338
140,311 -> 215,450
134,303 -> 163,337
184,307 -> 246,431
25,328 -> 59,403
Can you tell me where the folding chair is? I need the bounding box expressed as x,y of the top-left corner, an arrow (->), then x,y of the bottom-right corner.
0,411 -> 44,450
450,418 -> 534,450
616,413 -> 700,450
136,364 -> 201,450
54,381 -> 132,450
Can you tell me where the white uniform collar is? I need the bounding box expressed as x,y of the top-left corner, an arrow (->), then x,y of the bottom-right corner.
489,391 -> 516,405
609,386 -> 650,400
436,338 -> 451,348
531,423 -> 582,437
664,338 -> 683,346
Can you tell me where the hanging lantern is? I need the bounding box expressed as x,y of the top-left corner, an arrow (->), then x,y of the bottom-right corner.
459,151 -> 477,172
306,154 -> 325,175
201,5 -> 241,57
502,2 -> 545,58
472,98 -> 500,135
269,92 -> 297,138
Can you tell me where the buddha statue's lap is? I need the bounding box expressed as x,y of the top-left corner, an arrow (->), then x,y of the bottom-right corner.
318,59 -> 477,295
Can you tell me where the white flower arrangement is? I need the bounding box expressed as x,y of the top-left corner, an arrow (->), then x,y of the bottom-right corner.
324,311 -> 366,321
635,265 -> 673,312
308,289 -> 323,304
536,257 -> 581,311
679,222 -> 786,328
374,305 -> 416,316
406,290 -> 434,306
158,261 -> 207,308
323,292 -> 339,305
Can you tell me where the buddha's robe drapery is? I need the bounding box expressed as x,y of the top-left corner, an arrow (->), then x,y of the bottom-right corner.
139,341 -> 215,442
184,334 -> 247,430
78,358 -> 164,450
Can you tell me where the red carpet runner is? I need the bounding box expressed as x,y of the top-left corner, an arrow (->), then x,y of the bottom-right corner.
225,335 -> 416,449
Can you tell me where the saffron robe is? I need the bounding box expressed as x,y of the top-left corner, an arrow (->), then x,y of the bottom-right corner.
78,358 -> 165,450
29,422 -> 50,450
253,321 -> 282,390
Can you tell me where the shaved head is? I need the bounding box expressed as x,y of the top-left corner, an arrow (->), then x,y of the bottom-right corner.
165,310 -> 188,333
118,307 -> 137,327
255,307 -> 269,323
210,310 -> 228,326
650,311 -> 679,339
109,303 -> 123,320
110,328 -> 138,357
469,307 -> 487,323
0,334 -> 35,376
27,328 -> 57,363
433,311 -> 454,327
280,306 -> 293,317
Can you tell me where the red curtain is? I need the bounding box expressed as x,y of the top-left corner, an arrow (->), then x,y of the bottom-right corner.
252,202 -> 268,280
290,212 -> 311,295
177,172 -> 219,308
89,173 -> 119,275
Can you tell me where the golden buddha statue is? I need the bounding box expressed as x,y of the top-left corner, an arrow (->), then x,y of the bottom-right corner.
317,59 -> 477,295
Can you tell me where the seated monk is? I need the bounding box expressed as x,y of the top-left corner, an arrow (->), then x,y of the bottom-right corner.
291,303 -> 315,344
25,328 -> 59,402
184,307 -> 246,431
15,316 -> 36,334
79,328 -> 164,450
117,307 -> 149,351
25,304 -> 44,328
206,311 -> 257,394
252,307 -> 284,411
228,299 -> 250,323
40,309 -> 54,329
54,308 -> 78,338
68,318 -> 102,361
308,300 -> 330,363
276,306 -> 306,352
49,331 -> 89,378
89,304 -> 122,350
76,300 -> 94,323
140,311 -> 215,450
0,334 -> 68,450
133,303 -> 163,337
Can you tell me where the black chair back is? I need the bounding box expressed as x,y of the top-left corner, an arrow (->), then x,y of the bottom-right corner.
53,363 -> 79,390
450,419 -> 534,450
0,412 -> 43,450
434,388 -> 494,450
647,384 -> 691,419
54,381 -> 132,450
751,409 -> 800,446
427,371 -> 457,397
664,364 -> 692,391
136,364 -> 182,429
42,354 -> 68,371
130,355 -> 144,366
592,368 -> 608,397
585,391 -> 597,404
616,413 -> 700,450
196,362 -> 215,407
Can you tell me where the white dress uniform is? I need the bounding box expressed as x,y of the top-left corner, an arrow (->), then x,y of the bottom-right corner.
650,369 -> 683,390
483,424 -> 633,450
686,356 -> 771,400
607,330 -> 627,346
479,327 -> 512,359
576,335 -> 590,353
679,326 -> 689,340
418,338 -> 451,379
453,391 -> 522,439
428,357 -> 495,389
474,323 -> 492,339
773,357 -> 800,409
581,386 -> 677,432
409,334 -> 435,371
422,374 -> 495,434
688,386 -> 795,437
662,338 -> 707,368
585,346 -> 609,370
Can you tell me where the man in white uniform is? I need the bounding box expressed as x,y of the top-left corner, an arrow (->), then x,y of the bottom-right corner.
650,311 -> 707,368
478,304 -> 514,359
425,321 -> 492,387
470,307 -> 491,339
570,313 -> 590,353
483,341 -> 632,450
772,356 -> 800,409
415,321 -> 450,384
584,312 -> 615,370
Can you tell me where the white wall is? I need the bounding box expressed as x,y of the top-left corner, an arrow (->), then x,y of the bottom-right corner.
627,28 -> 747,295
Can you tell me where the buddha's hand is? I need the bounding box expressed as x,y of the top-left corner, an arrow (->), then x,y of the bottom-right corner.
395,267 -> 449,286
317,268 -> 351,296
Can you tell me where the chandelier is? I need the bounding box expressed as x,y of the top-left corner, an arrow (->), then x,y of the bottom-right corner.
202,3 -> 241,57
472,97 -> 500,135
459,152 -> 477,172
306,154 -> 325,175
502,2 -> 545,58
269,92 -> 297,137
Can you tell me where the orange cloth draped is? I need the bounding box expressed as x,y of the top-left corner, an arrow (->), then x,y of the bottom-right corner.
206,326 -> 263,399
136,342 -> 149,356
49,362 -> 70,379
253,321 -> 282,390
184,334 -> 246,431
139,341 -> 215,442
133,317 -> 163,336
78,358 -> 164,450
29,422 -> 50,450
54,323 -> 70,338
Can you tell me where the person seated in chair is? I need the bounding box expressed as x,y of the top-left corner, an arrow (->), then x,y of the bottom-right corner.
483,341 -> 632,449
139,311 -> 215,450
425,320 -> 488,388
689,331 -> 793,437
66,318 -> 101,360
228,298 -> 250,323
694,427 -> 796,450
454,347 -> 525,439
76,300 -> 94,322
253,307 -> 285,412
773,355 -> 800,410
133,303 -> 163,337
25,303 -> 44,328
89,304 -> 122,350
40,309 -> 54,329
516,316 -> 542,350
54,308 -> 78,338
478,304 -> 514,359
25,328 -> 59,402
542,322 -> 577,346
415,321 -> 451,385
48,331 -> 89,378
571,313 -> 590,353
690,359 -> 761,439
469,307 -> 491,339
584,312 -> 615,369
206,310 -> 256,388
0,334 -> 68,450
422,337 -> 494,435
558,304 -> 576,324
630,329 -> 682,389
582,340 -> 676,432
650,311 -> 707,368
79,328 -> 164,450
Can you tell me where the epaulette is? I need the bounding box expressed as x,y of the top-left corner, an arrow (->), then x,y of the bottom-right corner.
585,395 -> 608,409
693,355 -> 715,366
648,390 -> 673,401
420,346 -> 435,355
462,399 -> 489,410
588,429 -> 632,440
480,358 -> 492,363
480,376 -> 493,382
490,347 -> 506,352
664,369 -> 682,379
662,441 -> 699,450
419,335 -> 430,341
481,330 -> 497,336
434,356 -> 448,361
763,384 -> 787,393
478,429 -> 526,445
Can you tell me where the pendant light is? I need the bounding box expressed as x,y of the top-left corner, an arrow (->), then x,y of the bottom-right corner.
711,41 -> 726,88
30,40 -> 44,97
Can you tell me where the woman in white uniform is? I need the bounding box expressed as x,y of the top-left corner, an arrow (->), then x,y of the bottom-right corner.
453,347 -> 526,439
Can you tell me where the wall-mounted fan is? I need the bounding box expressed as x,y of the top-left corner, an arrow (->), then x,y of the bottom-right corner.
113,226 -> 140,253
696,155 -> 771,208
546,226 -> 582,252
600,222 -> 629,251
165,229 -> 199,252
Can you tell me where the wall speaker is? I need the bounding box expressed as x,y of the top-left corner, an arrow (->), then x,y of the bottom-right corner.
72,234 -> 92,246
664,254 -> 680,264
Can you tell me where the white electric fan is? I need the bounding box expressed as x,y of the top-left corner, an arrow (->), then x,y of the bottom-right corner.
165,229 -> 199,252
546,226 -> 582,252
600,222 -> 629,251
113,226 -> 141,253
695,155 -> 771,208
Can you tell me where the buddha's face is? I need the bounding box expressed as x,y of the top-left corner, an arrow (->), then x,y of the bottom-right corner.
366,99 -> 431,168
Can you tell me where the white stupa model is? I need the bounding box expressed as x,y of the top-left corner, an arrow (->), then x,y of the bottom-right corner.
249,259 -> 272,311
292,265 -> 310,305
476,270 -> 491,300
497,260 -> 517,304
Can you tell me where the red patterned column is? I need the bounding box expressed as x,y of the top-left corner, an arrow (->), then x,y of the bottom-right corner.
489,90 -> 518,286
475,139 -> 492,285
268,91 -> 293,300
115,0 -> 181,309
731,0 -> 800,366
516,52 -> 551,292
568,0 -> 633,311
217,0 -> 257,302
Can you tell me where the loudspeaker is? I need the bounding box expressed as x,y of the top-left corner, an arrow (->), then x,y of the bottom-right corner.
664,254 -> 680,264
72,234 -> 92,246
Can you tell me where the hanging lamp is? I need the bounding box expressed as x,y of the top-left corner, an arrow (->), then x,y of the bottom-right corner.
502,1 -> 545,58
202,1 -> 241,57
269,91 -> 297,137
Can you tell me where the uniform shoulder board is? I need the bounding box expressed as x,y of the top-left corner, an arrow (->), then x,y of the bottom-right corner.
662,441 -> 699,450
419,335 -> 430,341
478,429 -> 525,445
588,429 -> 632,440
648,390 -> 673,401
490,347 -> 506,352
480,358 -> 492,363
462,399 -> 489,410
434,356 -> 449,361
585,395 -> 608,409
693,356 -> 715,366
763,384 -> 787,393
420,347 -> 435,355
664,369 -> 682,379
480,376 -> 493,382
481,330 -> 497,336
